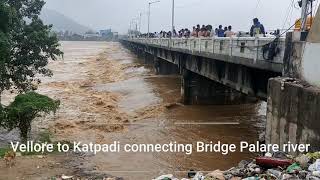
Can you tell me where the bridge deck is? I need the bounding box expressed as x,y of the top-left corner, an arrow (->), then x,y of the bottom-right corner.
126,37 -> 285,73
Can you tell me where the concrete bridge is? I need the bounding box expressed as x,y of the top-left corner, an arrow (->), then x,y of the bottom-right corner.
121,37 -> 285,103
121,32 -> 320,153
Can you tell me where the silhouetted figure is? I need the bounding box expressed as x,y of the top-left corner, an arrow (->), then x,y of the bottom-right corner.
250,18 -> 265,37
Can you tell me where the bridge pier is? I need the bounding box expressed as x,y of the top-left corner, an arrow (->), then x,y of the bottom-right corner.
181,69 -> 247,105
121,38 -> 283,101
266,77 -> 320,153
121,32 -> 320,151
144,52 -> 155,65
154,58 -> 179,75
266,32 -> 320,153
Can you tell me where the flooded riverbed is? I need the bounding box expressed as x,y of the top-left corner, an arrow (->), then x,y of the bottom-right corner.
87,42 -> 265,179
1,41 -> 266,180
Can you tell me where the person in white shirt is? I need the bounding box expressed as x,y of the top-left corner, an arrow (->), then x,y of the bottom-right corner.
224,25 -> 236,37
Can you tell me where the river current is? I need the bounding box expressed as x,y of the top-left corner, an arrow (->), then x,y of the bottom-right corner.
0,41 -> 266,180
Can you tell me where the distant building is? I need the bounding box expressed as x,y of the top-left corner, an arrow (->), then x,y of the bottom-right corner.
84,31 -> 100,38
99,29 -> 112,37
55,29 -> 117,41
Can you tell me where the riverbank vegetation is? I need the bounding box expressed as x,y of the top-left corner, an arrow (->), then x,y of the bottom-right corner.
0,0 -> 62,143
0,130 -> 61,157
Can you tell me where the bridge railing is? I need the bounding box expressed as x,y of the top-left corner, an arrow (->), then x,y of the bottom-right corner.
128,37 -> 286,64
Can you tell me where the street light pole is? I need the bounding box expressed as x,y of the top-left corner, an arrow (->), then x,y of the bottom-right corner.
139,12 -> 142,34
172,0 -> 175,36
148,3 -> 150,37
147,1 -> 160,38
132,18 -> 139,37
129,22 -> 132,37
135,20 -> 138,32
131,20 -> 135,37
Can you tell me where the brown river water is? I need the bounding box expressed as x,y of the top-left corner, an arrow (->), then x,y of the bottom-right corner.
0,41 -> 266,180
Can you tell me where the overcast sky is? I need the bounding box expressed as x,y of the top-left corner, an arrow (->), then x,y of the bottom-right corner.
44,0 -> 320,34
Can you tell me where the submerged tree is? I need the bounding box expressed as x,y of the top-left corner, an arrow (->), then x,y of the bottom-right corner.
0,0 -> 63,103
3,92 -> 60,142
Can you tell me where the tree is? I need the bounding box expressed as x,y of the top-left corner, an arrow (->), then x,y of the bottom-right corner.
0,0 -> 62,141
3,92 -> 60,142
0,105 -> 4,127
0,0 -> 63,103
0,1 -> 13,102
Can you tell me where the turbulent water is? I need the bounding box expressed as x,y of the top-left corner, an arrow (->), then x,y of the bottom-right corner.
0,41 -> 267,180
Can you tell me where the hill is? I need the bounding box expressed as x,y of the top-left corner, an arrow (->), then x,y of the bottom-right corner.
40,9 -> 92,35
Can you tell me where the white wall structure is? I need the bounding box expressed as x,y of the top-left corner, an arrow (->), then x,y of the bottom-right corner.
302,7 -> 320,87
302,42 -> 320,87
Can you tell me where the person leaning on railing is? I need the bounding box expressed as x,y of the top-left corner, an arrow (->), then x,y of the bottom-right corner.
191,26 -> 198,37
217,25 -> 225,37
224,26 -> 236,37
250,18 -> 266,37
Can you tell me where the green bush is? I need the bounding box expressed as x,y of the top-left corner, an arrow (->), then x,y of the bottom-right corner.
3,92 -> 60,142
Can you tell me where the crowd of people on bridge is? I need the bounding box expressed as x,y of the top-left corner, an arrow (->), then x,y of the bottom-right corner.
136,18 -> 279,39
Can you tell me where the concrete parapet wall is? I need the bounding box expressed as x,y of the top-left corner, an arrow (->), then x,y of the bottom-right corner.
127,37 -> 284,73
266,77 -> 320,153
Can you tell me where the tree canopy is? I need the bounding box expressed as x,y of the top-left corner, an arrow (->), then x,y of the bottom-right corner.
0,0 -> 62,141
0,0 -> 63,100
0,1 -> 12,96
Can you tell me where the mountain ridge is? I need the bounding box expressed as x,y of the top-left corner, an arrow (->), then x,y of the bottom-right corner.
40,9 -> 92,35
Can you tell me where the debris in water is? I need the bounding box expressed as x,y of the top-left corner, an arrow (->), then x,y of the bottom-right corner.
61,175 -> 73,179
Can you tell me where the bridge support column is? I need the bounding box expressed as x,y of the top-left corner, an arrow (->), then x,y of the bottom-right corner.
144,53 -> 155,65
266,32 -> 320,153
136,48 -> 145,60
154,58 -> 179,75
266,77 -> 320,153
181,69 -> 247,105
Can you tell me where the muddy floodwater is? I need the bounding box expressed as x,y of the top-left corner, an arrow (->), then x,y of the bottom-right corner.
1,41 -> 266,180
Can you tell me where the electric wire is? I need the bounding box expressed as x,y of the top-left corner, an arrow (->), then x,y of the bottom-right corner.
252,0 -> 262,17
282,0 -> 295,30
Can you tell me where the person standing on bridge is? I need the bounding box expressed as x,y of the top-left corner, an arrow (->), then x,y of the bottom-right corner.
250,18 -> 266,37
173,29 -> 177,38
224,26 -> 236,37
217,25 -> 225,37
191,26 -> 197,37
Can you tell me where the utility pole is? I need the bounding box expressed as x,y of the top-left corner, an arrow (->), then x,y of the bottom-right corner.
148,1 -> 160,38
131,20 -> 134,37
300,0 -> 310,31
131,19 -> 138,37
139,12 -> 142,34
148,3 -> 150,37
129,22 -> 132,37
307,1 -> 320,42
172,0 -> 175,37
